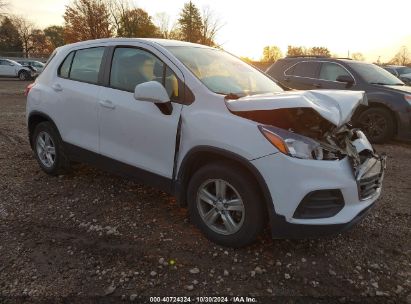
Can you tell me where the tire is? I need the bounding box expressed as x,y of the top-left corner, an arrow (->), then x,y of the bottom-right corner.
187,161 -> 266,248
18,70 -> 29,81
356,107 -> 395,144
32,122 -> 70,175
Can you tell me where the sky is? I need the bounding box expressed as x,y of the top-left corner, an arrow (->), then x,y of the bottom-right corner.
7,0 -> 411,62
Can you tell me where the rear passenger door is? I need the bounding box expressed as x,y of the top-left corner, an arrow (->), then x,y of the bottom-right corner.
284,61 -> 321,90
53,46 -> 105,153
98,45 -> 184,180
316,62 -> 354,90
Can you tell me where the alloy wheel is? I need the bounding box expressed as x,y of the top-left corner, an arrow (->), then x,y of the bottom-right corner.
196,179 -> 245,235
36,131 -> 56,168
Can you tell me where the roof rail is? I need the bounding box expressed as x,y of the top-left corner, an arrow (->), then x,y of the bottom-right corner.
285,55 -> 329,58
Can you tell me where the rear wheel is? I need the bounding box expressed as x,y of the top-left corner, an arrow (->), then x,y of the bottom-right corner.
33,122 -> 70,175
187,162 -> 266,248
356,107 -> 394,143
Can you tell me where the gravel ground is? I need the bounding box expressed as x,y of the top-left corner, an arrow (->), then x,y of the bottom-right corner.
0,79 -> 410,303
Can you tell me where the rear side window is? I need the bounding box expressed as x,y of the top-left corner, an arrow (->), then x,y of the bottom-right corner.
319,62 -> 351,81
70,47 -> 105,84
58,52 -> 74,78
285,61 -> 320,78
109,47 -> 181,101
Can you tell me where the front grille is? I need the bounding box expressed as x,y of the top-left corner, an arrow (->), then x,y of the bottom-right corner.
293,189 -> 344,219
357,157 -> 384,200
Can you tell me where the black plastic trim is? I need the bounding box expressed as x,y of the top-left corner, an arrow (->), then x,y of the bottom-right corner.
271,202 -> 375,239
63,142 -> 173,194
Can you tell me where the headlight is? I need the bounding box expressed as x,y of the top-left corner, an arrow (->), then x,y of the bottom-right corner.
258,125 -> 323,160
404,94 -> 411,105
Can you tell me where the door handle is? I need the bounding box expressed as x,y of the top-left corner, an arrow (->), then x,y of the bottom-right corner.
52,83 -> 63,92
284,77 -> 290,82
99,99 -> 116,109
313,83 -> 322,88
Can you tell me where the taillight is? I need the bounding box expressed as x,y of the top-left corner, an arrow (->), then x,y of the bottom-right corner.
25,83 -> 34,97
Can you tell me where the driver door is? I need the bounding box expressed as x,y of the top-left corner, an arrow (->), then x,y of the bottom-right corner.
98,46 -> 183,180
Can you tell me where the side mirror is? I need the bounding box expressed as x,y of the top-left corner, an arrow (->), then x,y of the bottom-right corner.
336,75 -> 354,87
134,81 -> 173,115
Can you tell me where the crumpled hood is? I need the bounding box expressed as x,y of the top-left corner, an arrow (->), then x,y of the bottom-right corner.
226,90 -> 367,128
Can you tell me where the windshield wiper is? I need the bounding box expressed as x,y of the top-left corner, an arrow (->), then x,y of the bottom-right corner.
370,82 -> 404,86
369,82 -> 390,85
216,92 -> 245,99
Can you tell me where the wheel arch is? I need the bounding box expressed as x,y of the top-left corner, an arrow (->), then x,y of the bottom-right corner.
175,146 -> 276,222
28,111 -> 60,148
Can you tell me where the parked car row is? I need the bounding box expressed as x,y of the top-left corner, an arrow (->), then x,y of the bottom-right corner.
382,65 -> 411,85
0,58 -> 45,80
26,38 -> 387,247
266,56 -> 411,143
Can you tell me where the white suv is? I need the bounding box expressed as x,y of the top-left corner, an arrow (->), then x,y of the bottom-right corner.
0,58 -> 34,80
26,38 -> 386,247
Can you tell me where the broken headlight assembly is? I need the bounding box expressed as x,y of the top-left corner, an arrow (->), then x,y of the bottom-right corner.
258,125 -> 323,160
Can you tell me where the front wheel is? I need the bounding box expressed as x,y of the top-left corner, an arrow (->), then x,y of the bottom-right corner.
18,70 -> 29,81
187,162 -> 266,248
356,107 -> 395,143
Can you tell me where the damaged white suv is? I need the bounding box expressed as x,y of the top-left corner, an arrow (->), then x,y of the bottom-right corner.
26,39 -> 386,247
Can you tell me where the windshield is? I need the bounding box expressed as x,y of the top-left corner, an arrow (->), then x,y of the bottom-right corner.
166,46 -> 283,96
349,62 -> 404,85
398,67 -> 411,75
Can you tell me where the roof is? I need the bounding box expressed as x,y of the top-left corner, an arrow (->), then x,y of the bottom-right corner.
279,56 -> 366,65
57,38 -> 212,51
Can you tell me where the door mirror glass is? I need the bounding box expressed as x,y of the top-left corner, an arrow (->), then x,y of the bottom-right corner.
134,81 -> 170,104
336,74 -> 354,84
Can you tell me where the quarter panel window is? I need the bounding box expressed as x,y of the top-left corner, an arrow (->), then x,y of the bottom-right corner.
69,47 -> 105,84
58,52 -> 74,78
319,62 -> 351,81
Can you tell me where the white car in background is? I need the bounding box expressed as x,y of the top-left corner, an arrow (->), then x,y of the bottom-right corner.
25,38 -> 386,247
0,58 -> 34,80
17,60 -> 45,74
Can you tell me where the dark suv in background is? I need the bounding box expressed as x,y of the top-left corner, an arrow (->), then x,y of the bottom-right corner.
266,56 -> 411,143
383,65 -> 411,85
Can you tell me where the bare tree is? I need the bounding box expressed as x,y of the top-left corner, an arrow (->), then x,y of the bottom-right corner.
11,16 -> 34,57
390,46 -> 410,65
0,0 -> 9,16
200,6 -> 223,46
107,0 -> 129,36
351,52 -> 365,61
154,12 -> 178,39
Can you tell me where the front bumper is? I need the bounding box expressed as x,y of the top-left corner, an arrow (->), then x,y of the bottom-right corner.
251,152 -> 386,238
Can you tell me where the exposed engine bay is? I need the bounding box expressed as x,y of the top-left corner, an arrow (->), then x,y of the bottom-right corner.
233,107 -> 376,173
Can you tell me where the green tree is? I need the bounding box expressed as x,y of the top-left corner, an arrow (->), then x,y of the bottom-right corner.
309,46 -> 330,57
0,17 -> 22,54
117,8 -> 160,38
286,45 -> 307,57
63,0 -> 112,43
177,1 -> 203,43
44,25 -> 65,49
262,45 -> 283,62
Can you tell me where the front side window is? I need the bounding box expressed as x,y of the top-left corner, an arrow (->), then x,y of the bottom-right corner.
319,62 -> 351,81
109,47 -> 180,100
349,62 -> 404,85
166,46 -> 283,96
398,67 -> 411,75
70,47 -> 105,84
